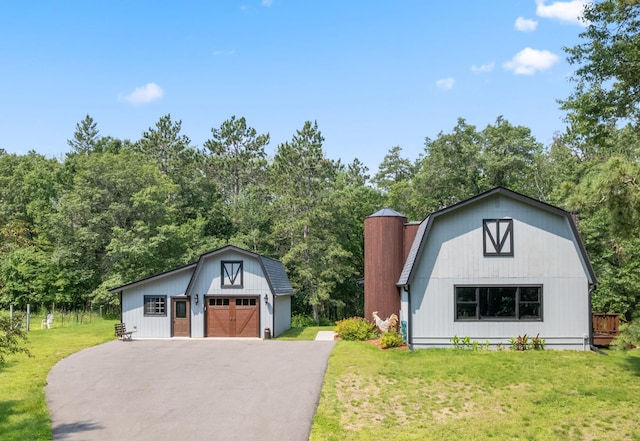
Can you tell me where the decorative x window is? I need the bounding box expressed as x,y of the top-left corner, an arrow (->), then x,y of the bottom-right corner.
483,219 -> 514,256
221,261 -> 243,287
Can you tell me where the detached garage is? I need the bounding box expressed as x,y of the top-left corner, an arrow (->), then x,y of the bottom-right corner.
110,245 -> 294,338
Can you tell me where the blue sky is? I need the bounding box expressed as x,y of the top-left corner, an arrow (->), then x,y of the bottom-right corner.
0,0 -> 589,172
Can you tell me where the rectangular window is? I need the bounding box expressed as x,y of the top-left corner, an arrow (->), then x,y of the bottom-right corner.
455,286 -> 541,321
144,296 -> 167,316
483,219 -> 514,256
175,300 -> 187,318
221,261 -> 243,288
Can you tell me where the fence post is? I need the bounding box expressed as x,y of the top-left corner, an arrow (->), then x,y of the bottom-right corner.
26,304 -> 30,331
9,304 -> 13,326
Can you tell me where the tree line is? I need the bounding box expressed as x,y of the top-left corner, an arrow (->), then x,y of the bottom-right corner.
1,0 -> 639,322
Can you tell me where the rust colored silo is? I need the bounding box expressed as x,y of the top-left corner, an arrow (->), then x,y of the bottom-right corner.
364,208 -> 407,324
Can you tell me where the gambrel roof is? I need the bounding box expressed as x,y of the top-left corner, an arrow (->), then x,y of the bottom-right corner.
396,187 -> 597,287
110,245 -> 293,296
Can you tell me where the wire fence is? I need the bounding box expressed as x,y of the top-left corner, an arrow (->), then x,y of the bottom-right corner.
4,304 -> 119,331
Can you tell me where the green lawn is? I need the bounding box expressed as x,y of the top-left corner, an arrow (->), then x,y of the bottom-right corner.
311,342 -> 640,441
0,316 -> 117,441
276,326 -> 334,340
5,320 -> 639,441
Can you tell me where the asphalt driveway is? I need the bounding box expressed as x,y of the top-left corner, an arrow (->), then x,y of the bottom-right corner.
46,339 -> 335,441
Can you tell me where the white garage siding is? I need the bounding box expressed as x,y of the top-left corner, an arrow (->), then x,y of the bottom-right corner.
121,267 -> 194,338
407,194 -> 592,350
114,245 -> 294,339
188,251 -> 274,338
274,295 -> 291,337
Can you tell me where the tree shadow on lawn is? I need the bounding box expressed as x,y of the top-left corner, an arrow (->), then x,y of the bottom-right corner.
623,350 -> 640,376
278,327 -> 305,338
0,399 -> 51,440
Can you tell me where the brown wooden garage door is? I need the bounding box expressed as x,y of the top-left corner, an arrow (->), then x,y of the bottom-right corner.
206,297 -> 259,337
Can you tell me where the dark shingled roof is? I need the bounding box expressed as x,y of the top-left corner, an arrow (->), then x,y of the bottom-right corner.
397,186 -> 597,287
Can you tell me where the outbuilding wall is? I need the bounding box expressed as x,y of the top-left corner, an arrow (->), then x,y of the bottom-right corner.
274,295 -> 292,337
410,195 -> 591,349
121,269 -> 194,338
189,250 -> 273,338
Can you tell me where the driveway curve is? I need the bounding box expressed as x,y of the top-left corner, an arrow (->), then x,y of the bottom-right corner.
46,339 -> 335,441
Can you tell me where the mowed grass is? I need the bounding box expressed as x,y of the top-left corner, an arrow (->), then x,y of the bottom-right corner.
0,316 -> 117,441
276,326 -> 334,340
311,342 -> 640,441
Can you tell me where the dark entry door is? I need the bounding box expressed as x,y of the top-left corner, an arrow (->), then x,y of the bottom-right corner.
206,297 -> 258,337
172,298 -> 190,337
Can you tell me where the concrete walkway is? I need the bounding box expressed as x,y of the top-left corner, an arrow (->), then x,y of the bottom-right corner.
314,331 -> 335,341
46,339 -> 335,441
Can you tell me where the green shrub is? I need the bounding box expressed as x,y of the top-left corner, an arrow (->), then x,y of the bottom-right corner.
334,317 -> 377,341
291,314 -> 317,327
291,315 -> 336,327
510,334 -> 545,351
451,335 -> 489,350
611,321 -> 640,350
0,313 -> 31,364
380,329 -> 405,349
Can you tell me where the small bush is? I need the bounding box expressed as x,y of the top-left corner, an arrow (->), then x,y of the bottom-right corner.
611,321 -> 640,350
0,313 -> 31,364
334,317 -> 377,341
451,335 -> 489,350
380,329 -> 405,349
510,334 -> 545,351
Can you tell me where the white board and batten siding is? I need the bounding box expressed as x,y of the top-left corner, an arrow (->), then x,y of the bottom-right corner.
113,245 -> 294,339
408,194 -> 593,350
120,267 -> 194,338
274,295 -> 292,337
189,250 -> 273,338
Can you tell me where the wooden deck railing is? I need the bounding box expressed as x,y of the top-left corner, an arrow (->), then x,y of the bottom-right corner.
592,313 -> 620,346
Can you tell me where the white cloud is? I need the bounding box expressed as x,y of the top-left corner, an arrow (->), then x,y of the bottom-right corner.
213,49 -> 237,56
515,16 -> 538,31
436,77 -> 455,91
262,0 -> 273,6
503,48 -> 559,75
471,61 -> 495,73
120,83 -> 164,104
535,0 -> 589,26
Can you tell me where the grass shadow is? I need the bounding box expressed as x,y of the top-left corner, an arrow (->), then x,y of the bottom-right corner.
0,399 -> 51,441
278,327 -> 306,338
623,350 -> 640,376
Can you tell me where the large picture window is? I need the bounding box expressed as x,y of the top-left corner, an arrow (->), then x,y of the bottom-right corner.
144,295 -> 167,316
455,286 -> 542,320
221,261 -> 243,288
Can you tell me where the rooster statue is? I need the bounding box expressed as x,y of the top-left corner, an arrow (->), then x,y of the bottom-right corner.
372,311 -> 398,333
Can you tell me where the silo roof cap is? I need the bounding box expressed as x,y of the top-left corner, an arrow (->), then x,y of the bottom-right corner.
367,207 -> 406,218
